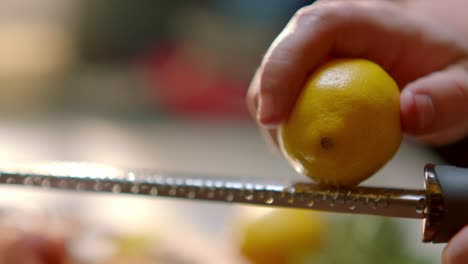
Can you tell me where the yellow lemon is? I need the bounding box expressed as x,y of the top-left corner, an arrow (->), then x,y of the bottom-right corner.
279,58 -> 402,186
239,209 -> 327,264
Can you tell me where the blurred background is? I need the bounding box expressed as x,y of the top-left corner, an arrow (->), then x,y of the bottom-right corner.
0,0 -> 450,263
0,0 -> 309,120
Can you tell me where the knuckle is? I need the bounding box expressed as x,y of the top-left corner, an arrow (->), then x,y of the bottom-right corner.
292,4 -> 336,26
293,5 -> 314,20
291,1 -> 364,31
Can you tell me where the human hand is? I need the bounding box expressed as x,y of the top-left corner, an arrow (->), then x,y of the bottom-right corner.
246,1 -> 468,263
247,0 -> 468,148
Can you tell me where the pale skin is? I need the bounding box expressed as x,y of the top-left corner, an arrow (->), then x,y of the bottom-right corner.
246,1 -> 468,263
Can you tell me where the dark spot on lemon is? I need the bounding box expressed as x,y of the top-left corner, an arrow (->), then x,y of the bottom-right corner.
320,137 -> 334,150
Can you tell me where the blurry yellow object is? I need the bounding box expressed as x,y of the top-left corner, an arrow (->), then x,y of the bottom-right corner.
116,235 -> 150,256
0,23 -> 75,79
280,59 -> 402,186
0,22 -> 76,112
239,209 -> 327,264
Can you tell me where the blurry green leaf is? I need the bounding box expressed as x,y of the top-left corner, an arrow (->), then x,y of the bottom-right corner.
290,216 -> 435,264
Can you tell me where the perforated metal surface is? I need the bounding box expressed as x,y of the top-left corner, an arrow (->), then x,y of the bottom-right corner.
0,161 -> 427,219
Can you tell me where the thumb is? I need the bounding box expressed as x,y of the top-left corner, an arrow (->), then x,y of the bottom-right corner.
400,61 -> 468,145
443,226 -> 468,264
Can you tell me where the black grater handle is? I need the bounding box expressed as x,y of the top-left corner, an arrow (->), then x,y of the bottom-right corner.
423,165 -> 468,243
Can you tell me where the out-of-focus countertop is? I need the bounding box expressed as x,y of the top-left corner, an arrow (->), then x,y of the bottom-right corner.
0,116 -> 448,262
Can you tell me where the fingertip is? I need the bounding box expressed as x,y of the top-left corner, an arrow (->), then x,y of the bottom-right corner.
260,127 -> 282,155
246,91 -> 258,119
401,65 -> 468,144
442,226 -> 468,264
247,68 -> 261,119
400,89 -> 435,135
258,117 -> 282,129
257,93 -> 283,127
400,90 -> 418,133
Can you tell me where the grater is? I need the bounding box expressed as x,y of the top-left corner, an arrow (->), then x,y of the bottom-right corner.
0,161 -> 466,244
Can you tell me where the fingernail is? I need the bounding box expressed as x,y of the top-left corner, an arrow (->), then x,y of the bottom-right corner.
258,93 -> 279,127
413,93 -> 435,132
442,226 -> 468,264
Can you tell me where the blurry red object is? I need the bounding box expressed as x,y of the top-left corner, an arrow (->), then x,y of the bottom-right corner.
141,45 -> 250,120
4,235 -> 68,264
